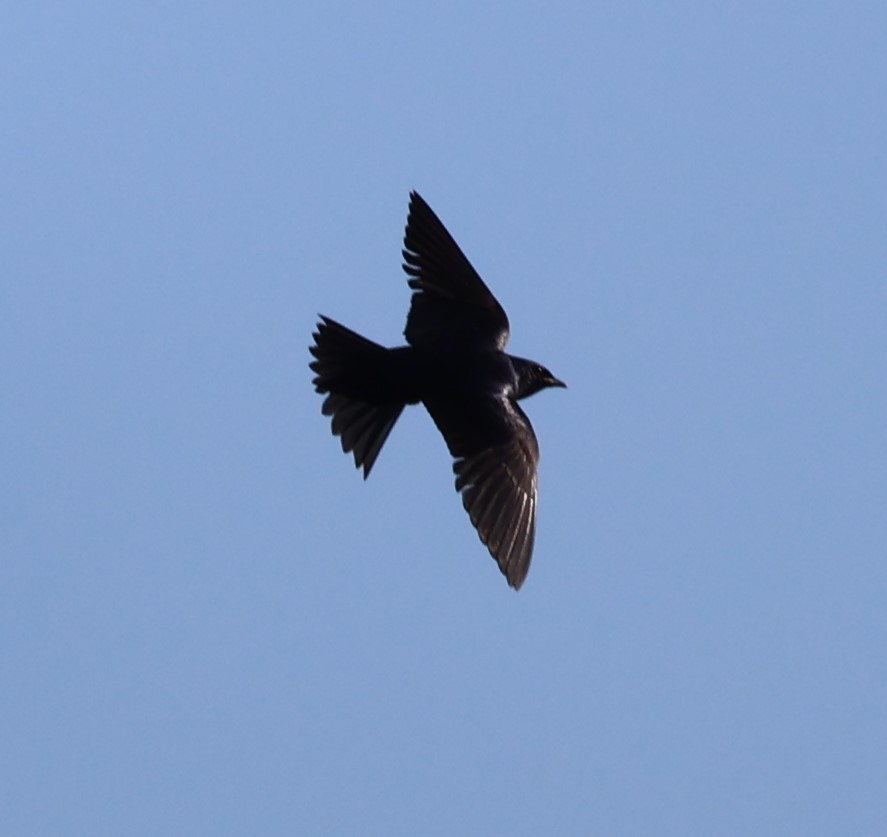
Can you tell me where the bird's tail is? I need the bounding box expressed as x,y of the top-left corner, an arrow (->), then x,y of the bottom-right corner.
309,316 -> 405,478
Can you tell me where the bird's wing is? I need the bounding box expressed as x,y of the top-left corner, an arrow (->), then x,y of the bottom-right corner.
402,191 -> 510,351
424,393 -> 539,589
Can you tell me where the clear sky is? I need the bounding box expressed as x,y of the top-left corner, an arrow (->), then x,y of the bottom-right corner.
3,3 -> 886,835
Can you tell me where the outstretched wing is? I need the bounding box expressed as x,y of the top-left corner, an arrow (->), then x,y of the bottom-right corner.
424,393 -> 539,590
402,191 -> 510,351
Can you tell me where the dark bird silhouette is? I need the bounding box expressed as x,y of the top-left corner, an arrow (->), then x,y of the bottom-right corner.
309,192 -> 565,589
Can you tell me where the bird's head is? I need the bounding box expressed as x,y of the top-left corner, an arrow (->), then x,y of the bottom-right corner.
514,359 -> 567,399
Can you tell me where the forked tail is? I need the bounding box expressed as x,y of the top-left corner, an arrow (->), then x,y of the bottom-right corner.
309,316 -> 405,478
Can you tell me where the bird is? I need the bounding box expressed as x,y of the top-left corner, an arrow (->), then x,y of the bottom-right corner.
309,191 -> 565,589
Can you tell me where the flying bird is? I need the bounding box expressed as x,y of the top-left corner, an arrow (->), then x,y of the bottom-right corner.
309,192 -> 565,589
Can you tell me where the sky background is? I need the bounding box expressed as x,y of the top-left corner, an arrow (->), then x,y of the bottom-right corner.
3,3 -> 886,835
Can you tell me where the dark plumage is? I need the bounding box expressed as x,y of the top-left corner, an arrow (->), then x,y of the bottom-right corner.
309,192 -> 565,589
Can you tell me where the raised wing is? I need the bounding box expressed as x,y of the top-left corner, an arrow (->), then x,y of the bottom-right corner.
402,191 -> 510,351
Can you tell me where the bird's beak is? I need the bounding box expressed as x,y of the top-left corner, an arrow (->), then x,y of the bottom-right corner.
551,377 -> 567,389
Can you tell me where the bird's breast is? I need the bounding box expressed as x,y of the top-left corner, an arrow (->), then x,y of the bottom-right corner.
405,347 -> 517,402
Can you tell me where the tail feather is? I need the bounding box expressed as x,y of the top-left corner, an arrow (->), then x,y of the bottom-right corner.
310,316 -> 405,478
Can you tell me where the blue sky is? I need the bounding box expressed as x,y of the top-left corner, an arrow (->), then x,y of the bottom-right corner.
3,3 -> 886,834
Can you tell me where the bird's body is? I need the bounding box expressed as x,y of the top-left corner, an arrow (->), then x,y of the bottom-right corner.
309,192 -> 564,589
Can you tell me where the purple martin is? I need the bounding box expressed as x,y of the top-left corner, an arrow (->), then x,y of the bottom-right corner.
309,192 -> 565,589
